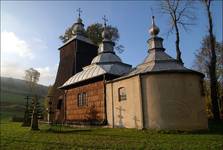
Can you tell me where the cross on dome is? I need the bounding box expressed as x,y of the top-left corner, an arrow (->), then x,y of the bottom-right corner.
72,8 -> 84,35
102,15 -> 108,27
101,15 -> 112,40
76,8 -> 82,18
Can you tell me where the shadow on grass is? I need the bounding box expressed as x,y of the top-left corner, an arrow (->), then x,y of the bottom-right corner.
154,120 -> 223,135
48,129 -> 92,134
43,127 -> 92,134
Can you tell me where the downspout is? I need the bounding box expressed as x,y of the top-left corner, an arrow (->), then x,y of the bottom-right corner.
103,75 -> 107,125
138,74 -> 145,129
64,90 -> 68,125
111,81 -> 114,128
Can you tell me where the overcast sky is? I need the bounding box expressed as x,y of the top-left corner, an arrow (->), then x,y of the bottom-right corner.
1,1 -> 222,86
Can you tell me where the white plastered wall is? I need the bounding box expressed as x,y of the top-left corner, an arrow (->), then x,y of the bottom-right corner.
106,76 -> 143,129
141,73 -> 208,130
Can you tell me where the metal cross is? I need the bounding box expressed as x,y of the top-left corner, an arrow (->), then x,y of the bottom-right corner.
102,15 -> 108,27
77,8 -> 82,18
116,106 -> 125,127
133,116 -> 140,128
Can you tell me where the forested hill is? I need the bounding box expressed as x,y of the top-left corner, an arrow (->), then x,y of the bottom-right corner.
1,76 -> 48,97
1,76 -> 49,119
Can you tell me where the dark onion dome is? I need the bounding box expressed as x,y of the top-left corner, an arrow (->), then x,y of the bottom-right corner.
102,27 -> 112,41
72,17 -> 85,35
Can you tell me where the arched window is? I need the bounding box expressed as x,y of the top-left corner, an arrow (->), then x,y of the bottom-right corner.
118,87 -> 127,101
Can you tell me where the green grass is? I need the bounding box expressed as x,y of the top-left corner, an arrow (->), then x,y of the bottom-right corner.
1,119 -> 223,150
1,87 -> 223,149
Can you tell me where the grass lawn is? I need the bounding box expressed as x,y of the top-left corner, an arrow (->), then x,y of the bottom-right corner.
0,119 -> 223,150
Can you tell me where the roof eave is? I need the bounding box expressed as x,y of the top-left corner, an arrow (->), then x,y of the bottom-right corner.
106,69 -> 204,83
58,35 -> 97,50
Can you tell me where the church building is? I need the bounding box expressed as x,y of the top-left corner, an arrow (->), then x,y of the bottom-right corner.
51,13 -> 98,122
59,20 -> 131,125
106,17 -> 208,130
53,12 -> 207,130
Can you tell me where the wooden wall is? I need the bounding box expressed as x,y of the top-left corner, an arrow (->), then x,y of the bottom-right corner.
65,80 -> 106,124
51,39 -> 98,122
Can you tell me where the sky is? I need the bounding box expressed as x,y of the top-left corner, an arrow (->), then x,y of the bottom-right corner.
1,1 -> 222,86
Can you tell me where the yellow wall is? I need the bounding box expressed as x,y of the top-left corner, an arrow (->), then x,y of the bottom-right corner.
141,73 -> 208,130
106,76 -> 143,129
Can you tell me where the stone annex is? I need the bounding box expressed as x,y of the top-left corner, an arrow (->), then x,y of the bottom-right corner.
50,13 -> 208,130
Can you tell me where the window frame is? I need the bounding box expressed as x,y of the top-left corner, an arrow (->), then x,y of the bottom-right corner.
77,92 -> 87,107
118,87 -> 127,101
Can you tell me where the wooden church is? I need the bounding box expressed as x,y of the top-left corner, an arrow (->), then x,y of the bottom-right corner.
51,14 -> 98,122
51,13 -> 208,130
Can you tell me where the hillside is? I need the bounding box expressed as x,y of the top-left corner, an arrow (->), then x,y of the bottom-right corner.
0,77 -> 49,119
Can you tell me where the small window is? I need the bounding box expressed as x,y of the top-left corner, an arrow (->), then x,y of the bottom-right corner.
77,92 -> 87,107
118,87 -> 127,101
57,99 -> 63,110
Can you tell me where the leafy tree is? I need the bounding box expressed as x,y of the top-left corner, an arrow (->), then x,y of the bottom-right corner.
202,0 -> 220,121
30,96 -> 41,130
159,0 -> 196,64
22,96 -> 31,127
23,68 -> 42,129
59,23 -> 124,53
22,68 -> 40,127
29,96 -> 43,119
24,68 -> 40,94
193,36 -> 223,82
194,36 -> 223,119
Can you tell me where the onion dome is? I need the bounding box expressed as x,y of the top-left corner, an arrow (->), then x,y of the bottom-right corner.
72,17 -> 85,35
91,16 -> 118,63
149,16 -> 160,37
72,8 -> 85,35
60,16 -> 132,88
101,15 -> 112,41
147,16 -> 164,51
102,28 -> 112,41
126,16 -> 199,77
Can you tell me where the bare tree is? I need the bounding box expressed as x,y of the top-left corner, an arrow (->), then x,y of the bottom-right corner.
202,0 -> 220,121
159,0 -> 196,64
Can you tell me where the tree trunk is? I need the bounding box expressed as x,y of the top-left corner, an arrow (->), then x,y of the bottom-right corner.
205,0 -> 220,121
31,97 -> 39,130
174,19 -> 184,64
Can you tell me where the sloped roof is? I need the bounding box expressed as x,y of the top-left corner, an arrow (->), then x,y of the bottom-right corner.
60,25 -> 132,89
62,63 -> 131,87
58,34 -> 95,50
128,49 -> 190,76
91,53 -> 121,64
